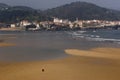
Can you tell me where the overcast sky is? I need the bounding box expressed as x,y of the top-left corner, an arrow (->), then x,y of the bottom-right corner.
0,0 -> 120,10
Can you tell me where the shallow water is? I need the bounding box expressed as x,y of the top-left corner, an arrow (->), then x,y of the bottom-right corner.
0,31 -> 119,62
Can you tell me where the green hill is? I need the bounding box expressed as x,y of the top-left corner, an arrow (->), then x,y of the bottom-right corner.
0,3 -> 10,10
45,1 -> 120,21
0,3 -> 41,23
0,2 -> 120,23
9,6 -> 35,11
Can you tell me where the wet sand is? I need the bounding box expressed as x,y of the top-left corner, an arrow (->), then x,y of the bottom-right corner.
0,43 -> 16,47
0,48 -> 120,80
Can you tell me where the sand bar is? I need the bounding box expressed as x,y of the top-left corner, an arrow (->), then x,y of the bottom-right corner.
65,48 -> 120,60
0,28 -> 21,31
0,43 -> 16,47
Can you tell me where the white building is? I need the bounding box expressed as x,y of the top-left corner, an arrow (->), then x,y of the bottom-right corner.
53,18 -> 63,23
11,24 -> 16,28
20,20 -> 31,26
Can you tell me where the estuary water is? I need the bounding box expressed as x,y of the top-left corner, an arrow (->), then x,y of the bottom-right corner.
0,30 -> 120,62
70,30 -> 120,44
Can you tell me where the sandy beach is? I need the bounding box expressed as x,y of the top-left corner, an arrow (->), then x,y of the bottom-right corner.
0,48 -> 120,80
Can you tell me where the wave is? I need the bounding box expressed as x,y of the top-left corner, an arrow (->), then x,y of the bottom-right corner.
86,37 -> 120,42
69,31 -> 120,44
71,31 -> 86,35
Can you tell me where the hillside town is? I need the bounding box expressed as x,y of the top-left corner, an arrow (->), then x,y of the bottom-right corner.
0,18 -> 120,31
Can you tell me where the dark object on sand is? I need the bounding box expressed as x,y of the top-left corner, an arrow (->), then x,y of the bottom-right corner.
42,69 -> 45,72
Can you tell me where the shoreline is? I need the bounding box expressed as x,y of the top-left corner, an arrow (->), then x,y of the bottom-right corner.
0,47 -> 120,80
0,28 -> 22,31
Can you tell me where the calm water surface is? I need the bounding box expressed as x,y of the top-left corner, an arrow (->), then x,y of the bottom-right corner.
0,30 -> 120,62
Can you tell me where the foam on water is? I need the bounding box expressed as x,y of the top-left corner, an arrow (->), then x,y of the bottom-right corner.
69,30 -> 120,44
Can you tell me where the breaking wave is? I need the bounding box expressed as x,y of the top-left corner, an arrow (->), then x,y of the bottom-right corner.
68,30 -> 120,44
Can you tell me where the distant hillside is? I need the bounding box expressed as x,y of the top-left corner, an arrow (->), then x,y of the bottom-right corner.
9,6 -> 35,11
1,2 -> 120,23
0,3 -> 10,10
45,1 -> 120,21
0,3 -> 52,23
0,3 -> 41,23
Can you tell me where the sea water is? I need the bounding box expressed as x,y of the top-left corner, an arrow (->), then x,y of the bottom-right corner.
70,30 -> 120,45
0,30 -> 120,62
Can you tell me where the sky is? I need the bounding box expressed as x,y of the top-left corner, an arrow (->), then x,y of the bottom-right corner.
0,0 -> 120,10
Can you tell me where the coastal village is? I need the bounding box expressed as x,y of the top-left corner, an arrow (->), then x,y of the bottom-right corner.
0,18 -> 120,31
